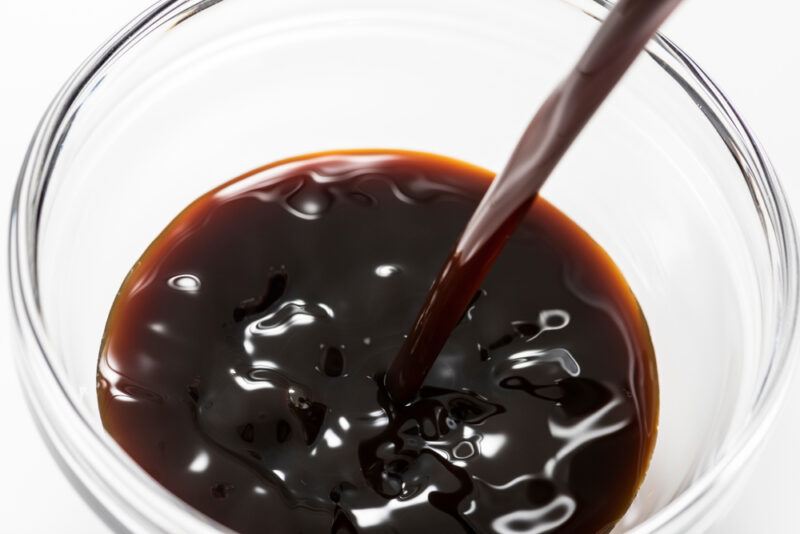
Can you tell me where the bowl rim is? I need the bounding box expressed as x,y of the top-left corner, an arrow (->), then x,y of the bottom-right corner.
8,0 -> 799,532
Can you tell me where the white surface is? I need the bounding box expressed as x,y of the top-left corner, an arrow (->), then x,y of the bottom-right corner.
0,1 -> 798,532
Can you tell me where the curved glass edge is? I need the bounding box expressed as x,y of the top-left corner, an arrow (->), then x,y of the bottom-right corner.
8,0 -> 799,532
8,1 -> 234,532
628,35 -> 800,534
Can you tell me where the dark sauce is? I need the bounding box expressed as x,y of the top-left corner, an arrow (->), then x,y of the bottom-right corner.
386,0 -> 683,404
98,150 -> 658,533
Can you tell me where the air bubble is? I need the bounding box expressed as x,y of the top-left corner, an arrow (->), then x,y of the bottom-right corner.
284,177 -> 334,220
453,441 -> 476,460
540,309 -> 570,330
167,274 -> 201,291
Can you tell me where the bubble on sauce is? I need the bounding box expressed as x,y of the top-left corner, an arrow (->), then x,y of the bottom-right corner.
540,309 -> 570,330
167,274 -> 201,291
283,176 -> 334,220
512,310 -> 569,341
98,151 -> 657,534
453,440 -> 476,460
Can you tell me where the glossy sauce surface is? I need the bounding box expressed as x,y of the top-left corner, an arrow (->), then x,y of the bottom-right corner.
98,151 -> 658,533
385,0 -> 683,403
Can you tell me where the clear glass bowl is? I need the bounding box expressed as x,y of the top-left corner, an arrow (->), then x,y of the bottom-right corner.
9,0 -> 798,532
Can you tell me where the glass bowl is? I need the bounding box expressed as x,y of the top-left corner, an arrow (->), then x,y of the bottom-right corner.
9,0 -> 798,532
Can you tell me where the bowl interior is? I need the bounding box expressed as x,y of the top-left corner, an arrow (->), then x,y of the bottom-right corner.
30,0 -> 779,530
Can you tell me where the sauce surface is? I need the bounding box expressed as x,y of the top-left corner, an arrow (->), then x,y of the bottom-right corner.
98,150 -> 658,533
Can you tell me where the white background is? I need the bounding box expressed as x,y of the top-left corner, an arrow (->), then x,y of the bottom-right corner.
0,1 -> 798,532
